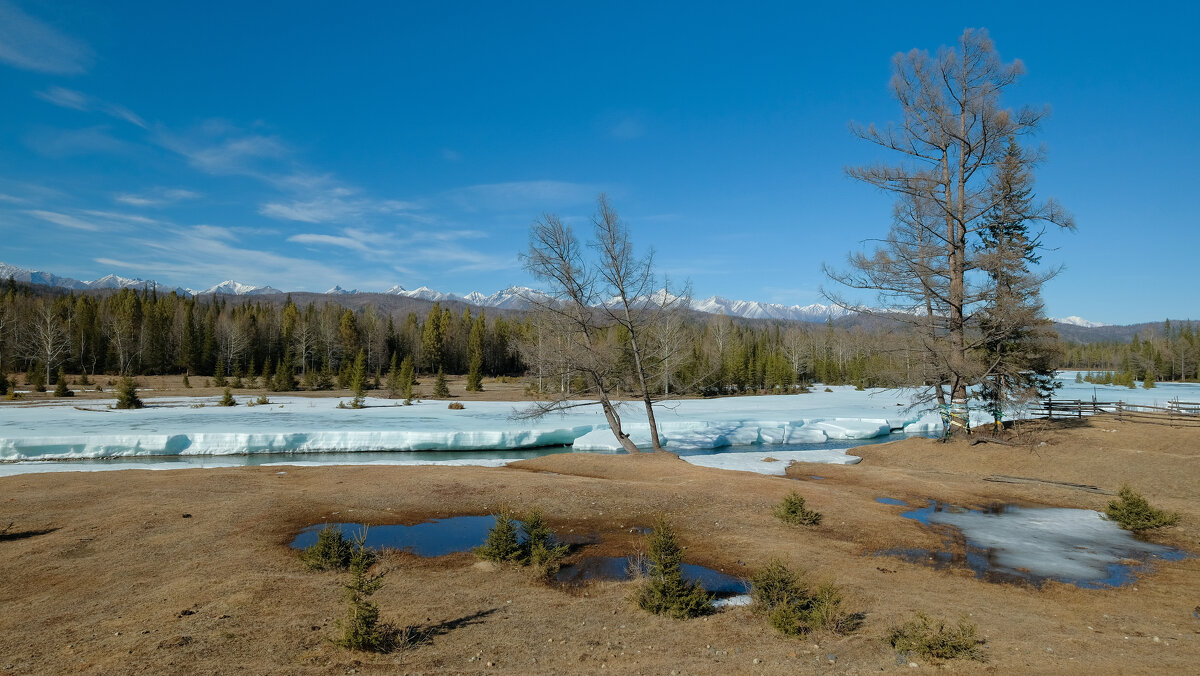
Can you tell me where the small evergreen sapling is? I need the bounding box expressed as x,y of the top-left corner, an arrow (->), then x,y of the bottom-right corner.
433,367 -> 450,398
219,387 -> 236,406
635,517 -> 714,619
1105,484 -> 1179,531
53,367 -> 73,397
774,490 -> 822,526
475,511 -> 524,564
349,350 -> 367,408
115,376 -> 143,409
523,508 -> 569,579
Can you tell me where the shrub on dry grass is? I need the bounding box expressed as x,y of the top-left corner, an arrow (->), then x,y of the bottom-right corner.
774,491 -> 822,526
750,559 -> 859,636
887,612 -> 983,661
1105,484 -> 1179,531
447,402 -> 465,410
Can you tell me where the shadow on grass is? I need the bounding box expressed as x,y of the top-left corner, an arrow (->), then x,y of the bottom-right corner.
396,607 -> 500,649
0,523 -> 60,542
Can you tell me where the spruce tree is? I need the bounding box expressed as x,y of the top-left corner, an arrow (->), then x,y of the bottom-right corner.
182,372 -> 191,388
976,136 -> 1061,418
349,350 -> 367,408
53,367 -> 73,397
398,355 -> 415,402
433,367 -> 450,398
115,376 -> 144,409
385,352 -> 401,398
219,387 -> 236,406
272,352 -> 296,392
0,370 -> 8,396
213,360 -> 228,387
466,312 -> 485,392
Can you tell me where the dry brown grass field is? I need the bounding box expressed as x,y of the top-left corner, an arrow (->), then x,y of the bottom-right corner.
1,398 -> 1198,673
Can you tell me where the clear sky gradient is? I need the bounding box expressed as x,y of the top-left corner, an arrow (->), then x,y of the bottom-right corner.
1,1 -> 1196,324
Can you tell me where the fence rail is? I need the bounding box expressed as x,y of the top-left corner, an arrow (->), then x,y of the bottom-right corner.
1031,398 -> 1200,426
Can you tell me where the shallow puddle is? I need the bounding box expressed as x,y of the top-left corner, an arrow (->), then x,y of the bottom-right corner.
555,555 -> 750,595
880,501 -> 1187,588
291,516 -> 498,557
291,516 -> 597,557
875,497 -> 907,506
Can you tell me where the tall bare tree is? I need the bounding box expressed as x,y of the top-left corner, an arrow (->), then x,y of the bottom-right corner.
518,195 -> 685,453
827,29 -> 1073,427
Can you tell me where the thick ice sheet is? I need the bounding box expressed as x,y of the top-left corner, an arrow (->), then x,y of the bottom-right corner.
4,381 -> 1197,465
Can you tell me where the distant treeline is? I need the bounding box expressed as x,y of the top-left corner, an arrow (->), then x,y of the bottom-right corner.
0,280 -> 932,394
2,280 -> 1194,394
1059,320 -> 1199,383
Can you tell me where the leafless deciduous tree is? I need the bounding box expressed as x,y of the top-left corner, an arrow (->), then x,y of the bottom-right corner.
826,29 -> 1073,426
26,303 -> 70,385
518,195 -> 687,453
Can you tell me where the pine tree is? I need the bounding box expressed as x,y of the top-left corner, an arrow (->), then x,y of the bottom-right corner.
182,372 -> 191,388
398,355 -> 415,402
53,367 -> 73,397
466,312 -> 485,392
115,376 -> 144,409
433,367 -> 450,398
0,370 -> 9,396
349,350 -> 367,408
213,360 -> 228,387
385,352 -> 401,398
219,387 -> 236,406
976,136 -> 1061,418
421,303 -> 443,373
272,352 -> 296,392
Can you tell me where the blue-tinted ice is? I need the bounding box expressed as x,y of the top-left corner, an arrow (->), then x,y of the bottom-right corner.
881,501 -> 1187,588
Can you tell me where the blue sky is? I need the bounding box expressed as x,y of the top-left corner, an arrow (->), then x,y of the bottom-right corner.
0,1 -> 1196,324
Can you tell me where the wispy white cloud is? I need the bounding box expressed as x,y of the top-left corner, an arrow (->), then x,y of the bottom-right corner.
35,85 -> 88,110
287,233 -> 372,252
156,124 -> 288,176
114,188 -> 201,207
81,210 -> 159,225
443,180 -> 601,212
0,1 -> 92,74
103,224 -> 349,292
38,86 -> 147,128
610,116 -> 645,140
25,209 -> 102,231
0,193 -> 26,204
25,126 -> 128,157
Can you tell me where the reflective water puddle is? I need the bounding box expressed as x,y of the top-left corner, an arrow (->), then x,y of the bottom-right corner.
877,501 -> 1187,588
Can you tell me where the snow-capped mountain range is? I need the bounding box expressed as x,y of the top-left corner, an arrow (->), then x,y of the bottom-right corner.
0,261 -> 1107,326
1051,315 -> 1107,328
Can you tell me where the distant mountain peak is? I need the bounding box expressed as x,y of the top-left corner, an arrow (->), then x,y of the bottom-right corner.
1053,315 -> 1107,328
196,280 -> 282,296
326,285 -> 358,295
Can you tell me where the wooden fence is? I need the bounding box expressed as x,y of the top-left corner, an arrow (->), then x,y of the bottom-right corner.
1031,398 -> 1200,427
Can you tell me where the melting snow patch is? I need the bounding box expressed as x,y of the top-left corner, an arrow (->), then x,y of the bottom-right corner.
891,502 -> 1187,587
681,449 -> 861,475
